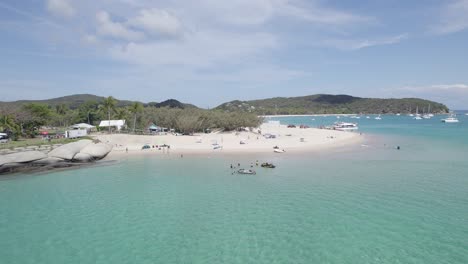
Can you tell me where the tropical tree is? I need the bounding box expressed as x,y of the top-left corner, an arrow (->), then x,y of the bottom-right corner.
0,114 -> 20,140
14,104 -> 53,137
115,108 -> 128,121
54,103 -> 68,127
100,96 -> 117,133
175,112 -> 202,134
77,101 -> 100,125
129,102 -> 143,133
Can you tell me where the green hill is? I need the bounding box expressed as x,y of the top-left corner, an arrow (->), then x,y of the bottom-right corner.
0,94 -> 195,110
215,94 -> 449,115
146,99 -> 198,109
0,93 -> 449,114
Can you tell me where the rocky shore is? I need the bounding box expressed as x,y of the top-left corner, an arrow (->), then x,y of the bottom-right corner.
0,140 -> 112,175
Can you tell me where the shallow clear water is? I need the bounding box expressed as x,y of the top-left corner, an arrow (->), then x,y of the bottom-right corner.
1,115 -> 468,264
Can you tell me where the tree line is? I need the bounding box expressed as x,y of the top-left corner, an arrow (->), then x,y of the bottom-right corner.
0,96 -> 262,140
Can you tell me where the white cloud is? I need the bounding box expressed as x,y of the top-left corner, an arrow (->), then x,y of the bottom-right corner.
96,11 -> 145,41
194,0 -> 372,27
432,0 -> 468,34
320,34 -> 408,50
81,34 -> 99,45
128,8 -> 182,36
199,0 -> 275,25
277,1 -> 372,26
109,31 -> 277,67
46,0 -> 75,18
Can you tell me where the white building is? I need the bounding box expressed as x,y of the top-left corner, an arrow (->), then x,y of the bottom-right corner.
65,129 -> 87,138
99,120 -> 126,131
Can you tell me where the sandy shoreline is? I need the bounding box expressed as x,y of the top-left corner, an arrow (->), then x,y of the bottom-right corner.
95,124 -> 364,160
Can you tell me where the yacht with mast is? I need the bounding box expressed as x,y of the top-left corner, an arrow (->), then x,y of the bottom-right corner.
408,106 -> 414,117
414,106 -> 422,120
423,104 -> 433,119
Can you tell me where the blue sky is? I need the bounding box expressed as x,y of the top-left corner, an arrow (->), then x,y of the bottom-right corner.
1,0 -> 467,108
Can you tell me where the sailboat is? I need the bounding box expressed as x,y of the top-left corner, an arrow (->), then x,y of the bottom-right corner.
408,106 -> 414,117
375,115 -> 382,120
414,106 -> 422,120
427,104 -> 434,117
423,104 -> 433,119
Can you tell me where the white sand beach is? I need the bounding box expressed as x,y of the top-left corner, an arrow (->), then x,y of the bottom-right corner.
95,123 -> 363,158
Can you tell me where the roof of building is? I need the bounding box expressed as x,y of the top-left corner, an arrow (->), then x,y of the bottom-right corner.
99,120 -> 126,127
72,123 -> 96,129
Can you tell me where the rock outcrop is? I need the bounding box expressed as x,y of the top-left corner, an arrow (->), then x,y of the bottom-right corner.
79,143 -> 113,160
0,151 -> 48,166
1,140 -> 112,174
31,157 -> 64,165
72,153 -> 94,162
48,139 -> 92,160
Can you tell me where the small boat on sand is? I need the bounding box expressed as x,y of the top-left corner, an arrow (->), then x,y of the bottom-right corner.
213,144 -> 223,149
237,169 -> 256,175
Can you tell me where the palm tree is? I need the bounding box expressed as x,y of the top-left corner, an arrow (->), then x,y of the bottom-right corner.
115,108 -> 128,120
101,96 -> 117,133
55,104 -> 68,127
129,102 -> 143,133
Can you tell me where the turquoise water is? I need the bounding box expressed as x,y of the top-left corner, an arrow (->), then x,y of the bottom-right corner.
1,115 -> 468,263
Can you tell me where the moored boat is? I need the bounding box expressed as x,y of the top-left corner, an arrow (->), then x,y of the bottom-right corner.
237,169 -> 256,175
333,122 -> 358,131
261,163 -> 276,168
441,113 -> 459,123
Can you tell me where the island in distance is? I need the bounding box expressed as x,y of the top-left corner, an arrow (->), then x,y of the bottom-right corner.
0,93 -> 449,115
